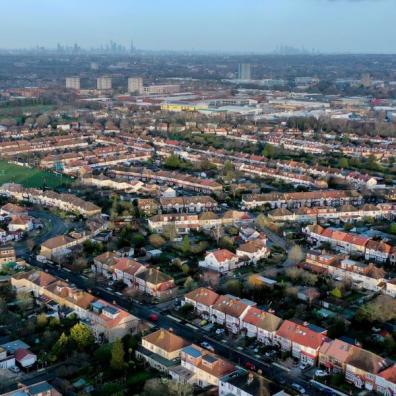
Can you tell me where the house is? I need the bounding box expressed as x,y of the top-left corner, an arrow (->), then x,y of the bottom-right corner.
15,348 -> 37,368
112,258 -> 146,287
40,235 -> 76,260
211,295 -> 256,334
319,338 -> 356,373
184,287 -> 220,318
384,279 -> 396,298
365,240 -> 393,263
137,198 -> 159,216
219,369 -> 283,396
134,268 -> 176,298
275,321 -> 328,365
93,251 -> 118,277
0,203 -> 28,218
199,249 -> 240,273
160,196 -> 218,213
161,187 -> 177,198
345,347 -> 391,391
0,346 -> 16,369
0,244 -> 16,267
180,344 -> 236,387
136,329 -> 190,373
86,299 -> 140,342
236,239 -> 270,264
11,270 -> 57,297
241,307 -> 283,344
8,215 -> 33,232
239,226 -> 261,242
1,381 -> 62,396
376,364 -> 396,396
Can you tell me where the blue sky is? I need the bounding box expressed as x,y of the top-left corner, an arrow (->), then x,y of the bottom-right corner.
1,0 -> 395,53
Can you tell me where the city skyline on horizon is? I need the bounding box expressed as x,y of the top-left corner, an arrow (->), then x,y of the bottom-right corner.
1,0 -> 395,54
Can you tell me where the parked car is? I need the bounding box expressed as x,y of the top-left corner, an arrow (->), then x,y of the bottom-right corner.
9,366 -> 20,373
245,361 -> 256,371
291,383 -> 306,394
315,369 -> 328,377
200,341 -> 215,352
215,328 -> 225,335
299,362 -> 310,371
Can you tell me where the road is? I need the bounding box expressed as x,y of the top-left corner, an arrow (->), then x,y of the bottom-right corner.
21,253 -> 326,396
15,210 -> 69,256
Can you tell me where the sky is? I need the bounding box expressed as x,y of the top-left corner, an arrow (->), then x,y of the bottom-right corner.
0,0 -> 395,53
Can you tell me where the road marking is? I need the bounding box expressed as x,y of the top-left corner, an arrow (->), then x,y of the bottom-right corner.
166,314 -> 181,323
272,362 -> 290,372
186,323 -> 198,330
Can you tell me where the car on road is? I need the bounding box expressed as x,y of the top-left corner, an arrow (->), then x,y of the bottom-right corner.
291,383 -> 306,394
314,369 -> 328,377
200,342 -> 215,352
215,328 -> 225,335
245,362 -> 256,371
148,313 -> 158,322
299,362 -> 310,371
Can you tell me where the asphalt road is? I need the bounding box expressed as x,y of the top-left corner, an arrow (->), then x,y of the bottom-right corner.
21,253 -> 329,396
15,210 -> 69,256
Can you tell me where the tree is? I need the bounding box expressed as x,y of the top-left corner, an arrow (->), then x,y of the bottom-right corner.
110,338 -> 125,371
181,235 -> 191,254
262,143 -> 276,158
338,157 -> 349,169
17,290 -> 34,311
36,114 -> 50,128
70,323 -> 94,350
330,287 -> 342,299
181,263 -> 190,274
36,313 -> 48,328
51,332 -> 69,360
356,295 -> 396,323
148,234 -> 166,248
287,245 -> 305,265
225,279 -> 243,297
162,223 -> 177,241
256,214 -> 269,230
184,276 -> 196,291
388,223 -> 396,235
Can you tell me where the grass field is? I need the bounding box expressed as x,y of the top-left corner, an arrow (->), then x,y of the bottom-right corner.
0,104 -> 54,120
0,161 -> 72,189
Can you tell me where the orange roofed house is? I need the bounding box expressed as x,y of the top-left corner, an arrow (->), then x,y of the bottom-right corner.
136,329 -> 190,373
241,306 -> 283,345
184,287 -> 220,319
275,320 -> 328,366
211,295 -> 256,334
134,268 -> 176,299
179,344 -> 237,387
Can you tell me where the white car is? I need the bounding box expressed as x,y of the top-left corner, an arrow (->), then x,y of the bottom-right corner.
291,383 -> 306,394
315,369 -> 328,377
200,342 -> 215,352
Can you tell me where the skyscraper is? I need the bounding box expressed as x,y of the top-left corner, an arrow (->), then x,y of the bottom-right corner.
128,77 -> 143,94
65,77 -> 80,90
97,76 -> 112,90
238,63 -> 251,80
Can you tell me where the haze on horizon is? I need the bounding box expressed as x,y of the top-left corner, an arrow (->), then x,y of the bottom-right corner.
1,0 -> 395,54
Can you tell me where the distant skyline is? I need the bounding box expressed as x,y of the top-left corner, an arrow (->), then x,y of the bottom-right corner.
1,0 -> 395,54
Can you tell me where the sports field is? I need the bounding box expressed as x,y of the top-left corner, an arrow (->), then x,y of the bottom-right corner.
0,161 -> 72,189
